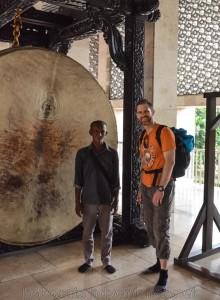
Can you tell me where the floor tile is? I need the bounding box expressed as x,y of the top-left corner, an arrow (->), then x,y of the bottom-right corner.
170,231 -> 203,253
33,264 -> 110,299
0,276 -> 54,300
89,274 -> 182,300
101,251 -> 148,280
37,242 -> 84,267
196,253 -> 220,274
126,244 -> 182,268
60,290 -> 97,300
170,286 -> 220,300
38,239 -> 118,269
126,245 -> 157,265
200,280 -> 220,296
0,252 -> 54,282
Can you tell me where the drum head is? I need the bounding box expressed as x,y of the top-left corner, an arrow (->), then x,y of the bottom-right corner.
0,47 -> 117,245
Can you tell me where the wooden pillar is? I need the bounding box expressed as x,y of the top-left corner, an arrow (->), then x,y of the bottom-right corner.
122,15 -> 145,227
202,94 -> 216,251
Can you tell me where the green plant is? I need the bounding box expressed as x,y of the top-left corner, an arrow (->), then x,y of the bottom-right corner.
194,108 -> 220,187
195,107 -> 220,149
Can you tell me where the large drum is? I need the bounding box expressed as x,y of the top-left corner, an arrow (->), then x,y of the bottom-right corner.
0,47 -> 117,245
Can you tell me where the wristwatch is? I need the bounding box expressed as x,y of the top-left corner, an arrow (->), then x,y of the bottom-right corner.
157,185 -> 165,192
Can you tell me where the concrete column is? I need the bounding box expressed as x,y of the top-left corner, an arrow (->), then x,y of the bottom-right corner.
144,0 -> 179,127
144,23 -> 155,103
0,42 -> 10,50
97,34 -> 111,93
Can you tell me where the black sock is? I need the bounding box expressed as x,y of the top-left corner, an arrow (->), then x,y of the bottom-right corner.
157,269 -> 168,286
149,258 -> 161,272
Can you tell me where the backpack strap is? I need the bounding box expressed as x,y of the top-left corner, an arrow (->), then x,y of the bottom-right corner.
139,129 -> 146,145
142,168 -> 163,186
155,125 -> 167,148
144,125 -> 165,186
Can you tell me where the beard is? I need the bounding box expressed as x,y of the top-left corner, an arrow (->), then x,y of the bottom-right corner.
141,116 -> 152,125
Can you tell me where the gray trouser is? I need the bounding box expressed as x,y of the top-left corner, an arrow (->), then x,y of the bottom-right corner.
141,181 -> 174,260
82,204 -> 113,267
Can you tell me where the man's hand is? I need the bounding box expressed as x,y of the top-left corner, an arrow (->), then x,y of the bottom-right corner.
136,190 -> 142,206
152,190 -> 164,207
75,202 -> 83,217
111,198 -> 118,215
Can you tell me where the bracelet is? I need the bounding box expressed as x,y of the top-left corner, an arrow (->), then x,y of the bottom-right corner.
157,185 -> 165,192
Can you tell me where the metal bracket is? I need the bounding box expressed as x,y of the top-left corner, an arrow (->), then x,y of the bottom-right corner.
101,18 -> 127,71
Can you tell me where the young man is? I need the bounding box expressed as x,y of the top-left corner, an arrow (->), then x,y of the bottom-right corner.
74,120 -> 120,274
136,99 -> 176,293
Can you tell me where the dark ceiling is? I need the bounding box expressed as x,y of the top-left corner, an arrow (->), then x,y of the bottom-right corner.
0,1 -> 160,49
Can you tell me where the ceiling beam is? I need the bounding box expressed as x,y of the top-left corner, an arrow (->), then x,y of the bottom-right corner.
43,0 -> 86,11
0,21 -> 51,47
50,16 -> 96,45
0,0 -> 39,28
21,8 -> 73,28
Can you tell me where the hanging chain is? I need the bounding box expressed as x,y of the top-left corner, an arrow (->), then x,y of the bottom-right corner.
12,8 -> 22,47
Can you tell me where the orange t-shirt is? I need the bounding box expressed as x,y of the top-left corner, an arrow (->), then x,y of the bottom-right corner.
139,124 -> 176,187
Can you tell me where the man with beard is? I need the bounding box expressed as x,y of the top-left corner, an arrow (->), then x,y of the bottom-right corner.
136,99 -> 176,293
74,120 -> 120,274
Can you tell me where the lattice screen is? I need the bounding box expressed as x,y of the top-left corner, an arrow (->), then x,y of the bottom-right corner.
177,0 -> 220,95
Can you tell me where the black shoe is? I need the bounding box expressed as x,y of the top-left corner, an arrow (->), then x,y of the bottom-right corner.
142,258 -> 161,274
78,263 -> 91,273
104,265 -> 116,274
154,269 -> 168,293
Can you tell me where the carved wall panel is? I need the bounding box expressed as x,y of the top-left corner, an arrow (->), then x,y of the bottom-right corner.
110,23 -> 124,100
89,34 -> 99,79
178,0 -> 220,95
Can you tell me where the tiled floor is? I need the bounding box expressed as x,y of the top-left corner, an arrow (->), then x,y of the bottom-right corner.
0,178 -> 220,300
0,241 -> 220,300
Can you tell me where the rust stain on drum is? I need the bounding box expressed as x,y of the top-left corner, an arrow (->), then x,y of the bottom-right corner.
0,119 -> 76,215
37,172 -> 52,184
7,175 -> 24,189
32,121 -> 75,167
34,187 -> 63,220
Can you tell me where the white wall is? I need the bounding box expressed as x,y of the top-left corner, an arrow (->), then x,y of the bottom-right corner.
68,39 -> 90,71
177,107 -> 196,136
114,109 -> 123,142
153,0 -> 179,127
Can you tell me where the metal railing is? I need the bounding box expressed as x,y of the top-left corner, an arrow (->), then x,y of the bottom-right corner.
186,149 -> 220,186
117,142 -> 220,187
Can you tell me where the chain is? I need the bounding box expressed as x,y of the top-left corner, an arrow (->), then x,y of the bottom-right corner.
12,8 -> 22,47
